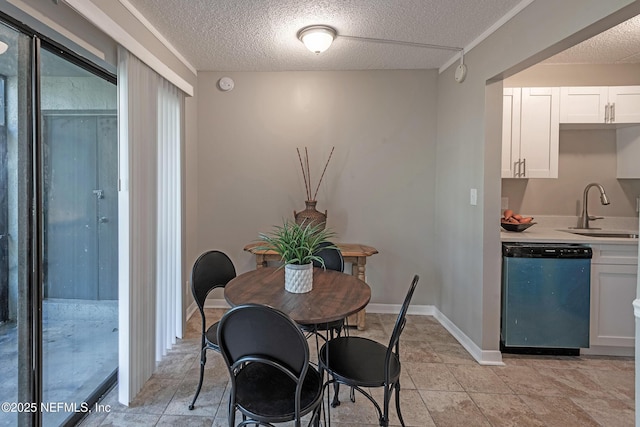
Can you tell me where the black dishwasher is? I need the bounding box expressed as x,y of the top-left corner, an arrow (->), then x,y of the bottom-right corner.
501,243 -> 592,355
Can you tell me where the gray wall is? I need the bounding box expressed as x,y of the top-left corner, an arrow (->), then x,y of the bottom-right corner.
196,70 -> 439,305
435,0 -> 640,353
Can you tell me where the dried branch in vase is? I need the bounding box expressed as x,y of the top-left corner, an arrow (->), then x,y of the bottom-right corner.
296,146 -> 335,201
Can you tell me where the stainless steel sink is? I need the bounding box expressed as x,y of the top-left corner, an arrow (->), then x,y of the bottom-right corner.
563,230 -> 639,238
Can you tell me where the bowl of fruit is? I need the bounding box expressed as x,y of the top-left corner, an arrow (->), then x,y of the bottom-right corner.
500,209 -> 535,232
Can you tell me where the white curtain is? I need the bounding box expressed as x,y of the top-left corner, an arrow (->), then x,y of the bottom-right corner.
117,46 -> 183,405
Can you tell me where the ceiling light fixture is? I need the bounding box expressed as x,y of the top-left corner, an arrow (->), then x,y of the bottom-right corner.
296,24 -> 467,82
0,41 -> 8,55
297,25 -> 336,54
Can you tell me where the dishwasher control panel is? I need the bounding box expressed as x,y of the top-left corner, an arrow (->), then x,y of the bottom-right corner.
502,243 -> 592,258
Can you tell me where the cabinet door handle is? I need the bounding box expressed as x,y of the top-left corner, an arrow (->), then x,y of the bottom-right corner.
521,158 -> 526,177
610,102 -> 615,123
604,103 -> 610,123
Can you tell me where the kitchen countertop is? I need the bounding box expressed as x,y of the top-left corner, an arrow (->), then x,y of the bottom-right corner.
500,226 -> 639,245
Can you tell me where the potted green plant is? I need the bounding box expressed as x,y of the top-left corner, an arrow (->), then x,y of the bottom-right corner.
258,220 -> 337,293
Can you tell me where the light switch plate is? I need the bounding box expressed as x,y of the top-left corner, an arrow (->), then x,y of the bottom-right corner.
470,188 -> 478,206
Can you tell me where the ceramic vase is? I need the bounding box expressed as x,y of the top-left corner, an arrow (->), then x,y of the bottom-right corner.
294,200 -> 327,230
284,263 -> 313,293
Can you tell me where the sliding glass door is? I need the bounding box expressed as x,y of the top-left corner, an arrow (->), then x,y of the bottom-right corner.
0,19 -> 33,427
0,18 -> 118,427
40,49 -> 118,427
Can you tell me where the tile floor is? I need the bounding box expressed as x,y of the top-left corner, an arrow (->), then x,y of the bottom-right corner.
79,309 -> 635,426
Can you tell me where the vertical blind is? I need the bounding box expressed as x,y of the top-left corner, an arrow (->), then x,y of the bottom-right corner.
156,79 -> 182,360
117,46 -> 183,404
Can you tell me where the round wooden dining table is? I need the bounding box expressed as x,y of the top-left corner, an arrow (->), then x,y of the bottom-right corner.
224,267 -> 371,325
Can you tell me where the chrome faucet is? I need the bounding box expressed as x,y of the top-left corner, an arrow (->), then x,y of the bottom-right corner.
577,183 -> 610,229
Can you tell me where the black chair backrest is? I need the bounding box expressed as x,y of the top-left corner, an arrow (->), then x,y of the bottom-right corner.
312,241 -> 344,272
385,275 -> 419,378
190,250 -> 236,312
217,303 -> 310,379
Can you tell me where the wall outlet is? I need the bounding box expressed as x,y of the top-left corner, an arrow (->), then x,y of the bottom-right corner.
501,197 -> 509,210
470,188 -> 478,206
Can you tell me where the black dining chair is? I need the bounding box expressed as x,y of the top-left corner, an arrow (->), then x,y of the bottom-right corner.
218,303 -> 323,427
301,241 -> 346,339
188,250 -> 236,411
319,275 -> 419,427
311,241 -> 344,272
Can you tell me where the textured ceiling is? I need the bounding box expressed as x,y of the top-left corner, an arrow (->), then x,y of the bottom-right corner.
124,0 -> 640,72
544,14 -> 640,64
125,0 -> 524,71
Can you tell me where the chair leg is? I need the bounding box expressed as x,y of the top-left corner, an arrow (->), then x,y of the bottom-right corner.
331,381 -> 341,407
312,405 -> 321,427
330,383 -> 355,407
380,385 -> 390,427
394,382 -> 405,427
188,348 -> 207,410
227,397 -> 235,426
315,332 -> 320,362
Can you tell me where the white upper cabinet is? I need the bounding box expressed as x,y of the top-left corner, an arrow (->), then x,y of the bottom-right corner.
560,86 -> 640,124
520,88 -> 560,178
609,87 -> 640,123
559,87 -> 608,123
502,87 -> 559,178
616,125 -> 640,178
501,88 -> 521,178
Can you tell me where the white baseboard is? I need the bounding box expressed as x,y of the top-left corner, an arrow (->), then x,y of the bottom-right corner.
187,299 -> 231,322
366,303 -> 436,316
193,300 -> 502,365
367,303 -> 502,365
431,309 -> 504,366
203,299 -> 232,309
186,301 -> 198,322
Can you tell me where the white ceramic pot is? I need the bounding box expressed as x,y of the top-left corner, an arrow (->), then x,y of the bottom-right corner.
284,263 -> 313,293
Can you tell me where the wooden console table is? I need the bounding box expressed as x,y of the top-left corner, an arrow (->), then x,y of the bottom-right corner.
243,242 -> 378,330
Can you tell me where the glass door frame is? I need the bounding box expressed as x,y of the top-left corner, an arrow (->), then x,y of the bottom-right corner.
0,11 -> 117,427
